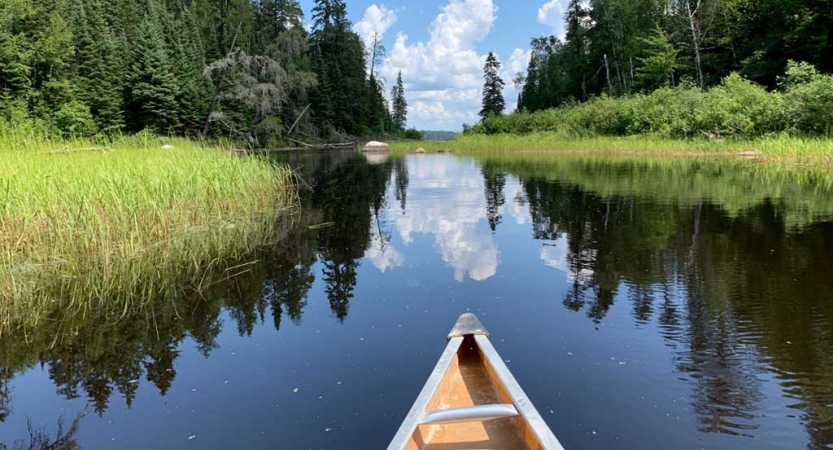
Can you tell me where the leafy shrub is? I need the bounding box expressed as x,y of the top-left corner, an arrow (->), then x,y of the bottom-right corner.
473,65 -> 831,139
403,128 -> 424,140
783,75 -> 833,135
54,101 -> 97,137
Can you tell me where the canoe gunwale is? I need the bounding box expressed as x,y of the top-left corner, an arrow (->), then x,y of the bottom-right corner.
387,313 -> 567,450
473,334 -> 566,450
387,336 -> 464,450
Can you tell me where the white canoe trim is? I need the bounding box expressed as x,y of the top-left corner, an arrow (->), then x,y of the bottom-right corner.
387,314 -> 567,450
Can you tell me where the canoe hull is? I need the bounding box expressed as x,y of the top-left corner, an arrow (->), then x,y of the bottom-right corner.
388,315 -> 566,450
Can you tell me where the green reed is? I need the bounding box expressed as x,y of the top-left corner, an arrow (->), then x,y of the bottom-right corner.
391,133 -> 833,166
0,131 -> 297,334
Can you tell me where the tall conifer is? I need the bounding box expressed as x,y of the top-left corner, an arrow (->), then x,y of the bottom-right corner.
391,71 -> 407,131
125,1 -> 180,132
480,52 -> 506,121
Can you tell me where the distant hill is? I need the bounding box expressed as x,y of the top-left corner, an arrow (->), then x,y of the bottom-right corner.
421,131 -> 459,141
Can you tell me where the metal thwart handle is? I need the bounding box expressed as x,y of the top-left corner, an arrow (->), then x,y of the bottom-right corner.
420,404 -> 520,425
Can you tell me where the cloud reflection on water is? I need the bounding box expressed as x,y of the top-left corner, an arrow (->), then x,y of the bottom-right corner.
389,156 -> 499,282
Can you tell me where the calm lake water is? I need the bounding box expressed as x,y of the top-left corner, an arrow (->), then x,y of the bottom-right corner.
2,151 -> 833,450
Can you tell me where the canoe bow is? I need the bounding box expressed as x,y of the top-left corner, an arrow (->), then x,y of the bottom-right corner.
387,313 -> 566,450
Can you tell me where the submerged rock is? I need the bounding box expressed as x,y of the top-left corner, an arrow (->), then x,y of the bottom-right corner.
363,141 -> 390,152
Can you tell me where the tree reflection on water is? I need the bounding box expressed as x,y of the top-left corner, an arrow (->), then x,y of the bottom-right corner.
483,155 -> 833,447
3,152 -> 833,449
0,150 -> 396,426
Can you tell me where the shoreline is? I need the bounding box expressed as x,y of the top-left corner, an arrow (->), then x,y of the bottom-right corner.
390,133 -> 833,167
0,135 -> 298,333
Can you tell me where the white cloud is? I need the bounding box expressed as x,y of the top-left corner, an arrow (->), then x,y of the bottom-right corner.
378,0 -> 498,130
501,48 -> 531,111
354,4 -> 398,47
538,0 -> 566,40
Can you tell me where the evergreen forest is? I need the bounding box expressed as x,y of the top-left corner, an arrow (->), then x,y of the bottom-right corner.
0,0 -> 413,145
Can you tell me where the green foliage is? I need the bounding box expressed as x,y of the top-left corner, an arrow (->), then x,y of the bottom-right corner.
54,100 -> 97,136
636,26 -> 678,90
402,128 -> 423,140
391,71 -> 407,131
0,132 -> 296,331
518,0 -> 833,110
307,0 -> 392,139
520,37 -> 569,111
125,2 -> 180,133
0,0 -> 394,141
480,52 -> 506,121
476,68 -> 833,140
778,60 -> 821,89
783,74 -> 833,135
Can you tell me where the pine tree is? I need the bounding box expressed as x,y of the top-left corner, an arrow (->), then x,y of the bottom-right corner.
72,0 -> 124,133
366,74 -> 389,133
636,26 -> 679,90
167,5 -> 211,134
564,0 -> 590,101
0,29 -> 30,113
96,31 -> 126,132
34,3 -> 87,124
311,0 -> 348,32
255,0 -> 304,53
480,52 -> 506,121
0,2 -> 36,117
309,0 -> 372,137
125,2 -> 180,133
391,71 -> 407,131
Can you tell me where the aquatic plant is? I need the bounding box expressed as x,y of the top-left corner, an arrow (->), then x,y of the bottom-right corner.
0,131 -> 297,334
390,134 -> 833,166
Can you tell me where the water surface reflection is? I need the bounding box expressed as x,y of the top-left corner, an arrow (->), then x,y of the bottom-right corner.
1,152 -> 832,450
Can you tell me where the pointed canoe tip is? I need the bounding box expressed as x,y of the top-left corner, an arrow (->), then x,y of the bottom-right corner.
447,313 -> 490,340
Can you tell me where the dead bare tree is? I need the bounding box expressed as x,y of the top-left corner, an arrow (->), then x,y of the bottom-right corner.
202,23 -> 241,138
204,51 -> 287,145
684,0 -> 705,90
203,27 -> 316,146
681,0 -> 722,91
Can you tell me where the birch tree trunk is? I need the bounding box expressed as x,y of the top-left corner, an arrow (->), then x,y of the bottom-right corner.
685,0 -> 705,91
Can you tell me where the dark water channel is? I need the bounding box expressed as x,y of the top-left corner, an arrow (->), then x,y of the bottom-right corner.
2,151 -> 833,450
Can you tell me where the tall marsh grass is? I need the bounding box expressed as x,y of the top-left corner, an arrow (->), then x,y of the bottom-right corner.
0,131 -> 297,334
391,134 -> 833,166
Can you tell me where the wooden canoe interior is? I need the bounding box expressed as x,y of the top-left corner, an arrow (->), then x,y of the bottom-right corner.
404,336 -> 544,450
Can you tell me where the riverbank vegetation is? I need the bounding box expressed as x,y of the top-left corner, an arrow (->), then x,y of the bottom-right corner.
0,150 -> 393,421
391,134 -> 833,165
475,63 -> 833,140
450,0 -> 833,164
0,0 -> 413,147
397,63 -> 833,165
514,0 -> 833,109
0,131 -> 296,334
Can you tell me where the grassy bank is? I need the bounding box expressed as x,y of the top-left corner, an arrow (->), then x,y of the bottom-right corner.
0,132 -> 297,334
391,64 -> 833,166
390,134 -> 833,166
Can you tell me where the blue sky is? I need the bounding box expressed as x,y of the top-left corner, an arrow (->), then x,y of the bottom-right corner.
297,0 -> 568,131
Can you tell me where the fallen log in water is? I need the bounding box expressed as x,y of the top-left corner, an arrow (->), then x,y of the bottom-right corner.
233,142 -> 357,154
